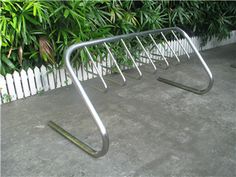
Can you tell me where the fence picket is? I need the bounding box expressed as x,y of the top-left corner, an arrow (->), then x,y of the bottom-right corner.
174,40 -> 178,56
176,39 -> 180,56
34,67 -> 43,92
47,70 -> 55,90
84,62 -> 92,79
76,66 -> 82,81
59,68 -> 67,86
192,37 -> 197,51
76,65 -> 83,81
107,54 -> 112,73
189,38 -> 192,53
96,56 -> 102,76
27,68 -> 37,95
163,42 -> 168,58
55,69 -> 61,88
184,39 -> 187,55
181,39 -> 185,54
13,71 -> 24,99
166,41 -> 170,57
172,40 -> 176,56
65,70 -> 72,85
153,44 -> 157,59
159,43 -> 164,61
192,38 -> 195,53
40,65 -> 49,91
196,37 -> 201,51
0,75 -> 9,103
170,40 -> 173,57
179,39 -> 182,53
81,65 -> 88,80
20,70 -> 30,97
172,40 -> 175,57
140,50 -> 144,63
183,39 -> 188,54
100,57 -> 105,75
5,74 -> 16,101
97,62 -> 103,77
199,37 -> 203,51
170,41 -> 175,57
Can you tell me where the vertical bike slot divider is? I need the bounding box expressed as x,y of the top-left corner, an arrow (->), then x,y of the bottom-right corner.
103,42 -> 127,86
121,39 -> 143,79
171,30 -> 190,59
160,32 -> 180,63
136,36 -> 157,73
149,34 -> 170,68
84,46 -> 108,92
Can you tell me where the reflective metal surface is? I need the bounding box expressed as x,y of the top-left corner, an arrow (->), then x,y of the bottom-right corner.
48,27 -> 214,158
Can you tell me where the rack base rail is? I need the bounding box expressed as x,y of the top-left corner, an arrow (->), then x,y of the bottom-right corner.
48,27 -> 214,158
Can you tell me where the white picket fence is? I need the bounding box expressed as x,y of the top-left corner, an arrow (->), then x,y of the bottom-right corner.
1,31 -> 236,104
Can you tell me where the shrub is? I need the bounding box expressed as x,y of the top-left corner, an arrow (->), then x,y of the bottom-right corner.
1,0 -> 236,75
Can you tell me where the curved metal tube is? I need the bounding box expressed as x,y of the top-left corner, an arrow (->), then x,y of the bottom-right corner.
149,34 -> 170,69
48,46 -> 109,158
136,36 -> 157,73
121,39 -> 143,79
158,28 -> 214,94
48,27 -> 213,158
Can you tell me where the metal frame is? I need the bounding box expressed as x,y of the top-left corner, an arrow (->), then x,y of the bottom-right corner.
48,27 -> 214,158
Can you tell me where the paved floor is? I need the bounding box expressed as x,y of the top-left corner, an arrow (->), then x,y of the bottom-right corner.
1,44 -> 236,177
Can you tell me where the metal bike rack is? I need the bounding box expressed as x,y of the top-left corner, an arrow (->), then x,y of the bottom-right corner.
48,27 -> 214,158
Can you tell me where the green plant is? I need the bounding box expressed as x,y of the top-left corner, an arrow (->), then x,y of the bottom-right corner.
1,0 -> 53,75
2,93 -> 12,103
162,1 -> 236,43
1,1 -> 236,75
37,89 -> 44,96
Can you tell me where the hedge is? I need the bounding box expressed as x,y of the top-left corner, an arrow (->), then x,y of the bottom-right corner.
1,0 -> 236,75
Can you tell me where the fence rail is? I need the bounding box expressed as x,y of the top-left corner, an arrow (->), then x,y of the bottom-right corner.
1,31 -> 236,104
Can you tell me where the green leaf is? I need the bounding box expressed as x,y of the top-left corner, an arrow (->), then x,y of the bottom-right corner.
2,55 -> 16,69
33,4 -> 37,16
64,9 -> 69,18
24,14 -> 40,25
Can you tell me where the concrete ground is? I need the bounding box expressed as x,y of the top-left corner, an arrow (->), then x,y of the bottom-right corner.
1,44 -> 236,177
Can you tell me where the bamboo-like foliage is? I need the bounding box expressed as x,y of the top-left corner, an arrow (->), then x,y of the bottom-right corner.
1,0 -> 236,75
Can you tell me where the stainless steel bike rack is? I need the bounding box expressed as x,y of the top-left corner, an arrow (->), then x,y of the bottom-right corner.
48,27 -> 214,158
